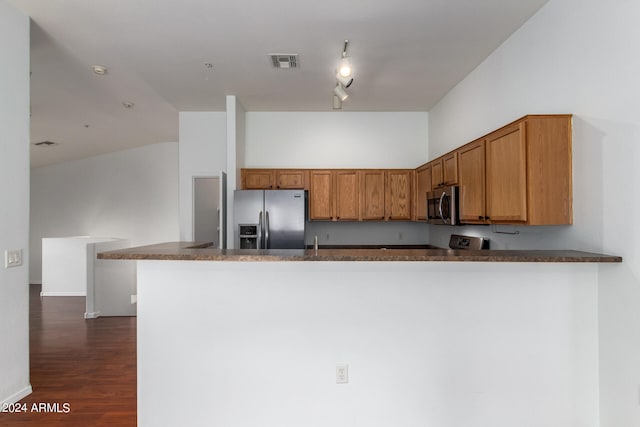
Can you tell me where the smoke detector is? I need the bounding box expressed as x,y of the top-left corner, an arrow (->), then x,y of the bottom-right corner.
269,54 -> 299,69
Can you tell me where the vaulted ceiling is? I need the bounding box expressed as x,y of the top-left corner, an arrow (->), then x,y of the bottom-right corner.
8,0 -> 549,167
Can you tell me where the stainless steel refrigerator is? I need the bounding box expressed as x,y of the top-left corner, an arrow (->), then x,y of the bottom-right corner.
233,190 -> 307,249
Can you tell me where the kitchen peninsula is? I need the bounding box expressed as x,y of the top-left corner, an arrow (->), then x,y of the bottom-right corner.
100,243 -> 620,427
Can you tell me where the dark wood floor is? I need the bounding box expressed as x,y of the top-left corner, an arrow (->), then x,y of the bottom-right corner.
0,285 -> 136,426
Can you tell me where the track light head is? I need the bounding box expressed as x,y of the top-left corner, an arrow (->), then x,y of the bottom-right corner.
333,95 -> 342,110
334,84 -> 349,102
338,56 -> 352,78
336,72 -> 353,88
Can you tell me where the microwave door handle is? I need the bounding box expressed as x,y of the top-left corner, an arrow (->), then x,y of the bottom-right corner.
438,192 -> 446,224
258,211 -> 263,249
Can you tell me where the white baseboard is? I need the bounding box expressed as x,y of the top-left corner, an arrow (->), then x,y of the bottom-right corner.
1,384 -> 33,406
40,291 -> 86,297
84,311 -> 101,319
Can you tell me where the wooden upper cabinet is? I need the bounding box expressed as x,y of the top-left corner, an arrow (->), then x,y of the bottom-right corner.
524,115 -> 572,224
309,170 -> 333,220
486,122 -> 528,223
360,170 -> 386,220
430,160 -> 443,190
458,139 -> 487,224
275,170 -> 307,189
414,163 -> 432,221
457,115 -> 572,226
431,152 -> 458,189
241,169 -> 307,190
443,152 -> 459,186
335,170 -> 359,221
386,170 -> 412,220
242,169 -> 275,189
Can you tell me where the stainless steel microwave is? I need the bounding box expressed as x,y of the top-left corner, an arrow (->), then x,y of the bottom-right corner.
426,186 -> 459,225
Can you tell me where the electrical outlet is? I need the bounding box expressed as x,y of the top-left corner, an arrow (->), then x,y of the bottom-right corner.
4,249 -> 23,268
336,364 -> 348,384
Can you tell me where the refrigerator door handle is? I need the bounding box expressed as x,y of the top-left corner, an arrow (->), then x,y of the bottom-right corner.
258,211 -> 263,249
265,211 -> 270,249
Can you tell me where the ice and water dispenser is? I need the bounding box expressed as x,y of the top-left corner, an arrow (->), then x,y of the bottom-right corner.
238,224 -> 258,249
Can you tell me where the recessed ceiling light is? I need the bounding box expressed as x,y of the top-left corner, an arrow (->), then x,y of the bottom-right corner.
92,65 -> 107,75
204,62 -> 213,69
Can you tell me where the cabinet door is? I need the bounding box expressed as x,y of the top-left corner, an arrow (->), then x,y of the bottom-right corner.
458,140 -> 487,223
309,170 -> 333,220
414,164 -> 431,221
443,152 -> 458,186
243,169 -> 275,189
486,123 -> 527,222
386,170 -> 412,220
431,159 -> 443,189
276,170 -> 307,189
359,170 -> 385,220
335,170 -> 359,221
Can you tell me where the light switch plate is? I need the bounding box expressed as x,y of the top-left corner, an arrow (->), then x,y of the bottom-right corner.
5,249 -> 23,268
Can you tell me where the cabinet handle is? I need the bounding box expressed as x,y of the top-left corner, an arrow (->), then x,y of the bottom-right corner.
478,216 -> 483,220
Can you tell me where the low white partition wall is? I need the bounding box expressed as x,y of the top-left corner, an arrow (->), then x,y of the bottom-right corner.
136,260 -> 600,427
41,237 -> 136,318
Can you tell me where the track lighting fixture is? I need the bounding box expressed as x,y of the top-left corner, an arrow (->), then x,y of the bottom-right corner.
334,83 -> 348,102
331,40 -> 354,108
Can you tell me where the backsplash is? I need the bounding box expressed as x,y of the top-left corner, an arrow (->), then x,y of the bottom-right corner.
305,221 -> 429,246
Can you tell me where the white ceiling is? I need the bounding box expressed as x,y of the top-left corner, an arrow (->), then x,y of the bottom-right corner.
9,0 -> 549,167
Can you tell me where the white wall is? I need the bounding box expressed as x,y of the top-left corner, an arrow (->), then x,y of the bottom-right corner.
178,112 -> 227,241
245,112 -> 428,168
30,142 -> 179,283
137,260 -> 599,427
245,111 -> 430,245
0,0 -> 31,404
427,0 -> 640,425
225,96 -> 246,247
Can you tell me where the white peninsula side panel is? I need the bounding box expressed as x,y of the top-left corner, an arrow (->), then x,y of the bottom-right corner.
136,260 -> 599,427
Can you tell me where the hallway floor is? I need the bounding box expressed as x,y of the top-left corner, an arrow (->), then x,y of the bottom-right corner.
0,285 -> 136,426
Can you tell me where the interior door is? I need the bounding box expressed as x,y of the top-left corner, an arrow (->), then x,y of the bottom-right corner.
193,177 -> 220,246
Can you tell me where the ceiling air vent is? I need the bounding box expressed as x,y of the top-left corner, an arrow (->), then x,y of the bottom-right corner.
269,54 -> 299,69
33,140 -> 59,147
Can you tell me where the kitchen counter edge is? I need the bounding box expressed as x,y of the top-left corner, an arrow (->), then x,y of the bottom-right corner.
97,242 -> 622,263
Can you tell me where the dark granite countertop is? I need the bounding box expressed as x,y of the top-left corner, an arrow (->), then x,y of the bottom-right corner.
97,242 -> 622,263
